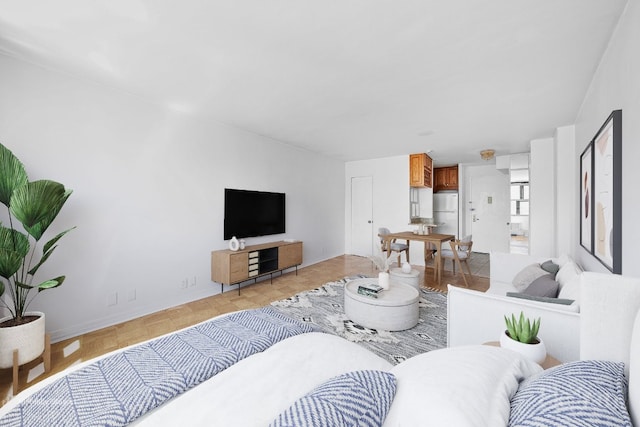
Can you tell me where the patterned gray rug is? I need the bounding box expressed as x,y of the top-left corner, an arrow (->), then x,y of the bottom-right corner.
271,275 -> 447,365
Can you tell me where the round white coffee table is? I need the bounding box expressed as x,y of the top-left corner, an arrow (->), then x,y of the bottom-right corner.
344,278 -> 420,331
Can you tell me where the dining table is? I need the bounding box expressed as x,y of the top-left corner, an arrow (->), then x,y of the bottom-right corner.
381,231 -> 456,285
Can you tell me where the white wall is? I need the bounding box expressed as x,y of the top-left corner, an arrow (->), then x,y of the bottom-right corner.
529,137 -> 555,257
555,125 -> 576,258
344,156 -> 432,264
0,55 -> 346,341
574,1 -> 640,277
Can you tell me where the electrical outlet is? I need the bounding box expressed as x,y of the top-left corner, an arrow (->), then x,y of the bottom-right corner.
190,276 -> 197,287
180,279 -> 188,289
107,293 -> 118,306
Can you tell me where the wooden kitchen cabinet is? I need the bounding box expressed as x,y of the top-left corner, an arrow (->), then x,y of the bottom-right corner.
434,165 -> 458,192
409,153 -> 433,188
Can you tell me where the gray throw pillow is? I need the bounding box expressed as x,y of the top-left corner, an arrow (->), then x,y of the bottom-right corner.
540,260 -> 560,276
512,264 -> 549,291
522,274 -> 559,298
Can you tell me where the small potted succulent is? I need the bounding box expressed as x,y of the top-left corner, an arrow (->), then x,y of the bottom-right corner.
500,311 -> 546,364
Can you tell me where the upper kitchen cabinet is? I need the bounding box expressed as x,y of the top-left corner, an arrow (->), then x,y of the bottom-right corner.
409,153 -> 433,188
434,165 -> 458,192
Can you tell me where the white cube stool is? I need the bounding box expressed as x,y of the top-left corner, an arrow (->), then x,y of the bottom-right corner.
389,267 -> 420,290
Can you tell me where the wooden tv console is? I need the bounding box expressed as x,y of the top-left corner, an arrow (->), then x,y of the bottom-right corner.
211,240 -> 303,294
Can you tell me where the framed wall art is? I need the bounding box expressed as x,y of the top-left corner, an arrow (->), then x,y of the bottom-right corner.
588,109 -> 622,274
580,141 -> 593,253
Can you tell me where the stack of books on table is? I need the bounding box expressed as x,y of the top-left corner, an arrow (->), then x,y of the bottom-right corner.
357,282 -> 384,298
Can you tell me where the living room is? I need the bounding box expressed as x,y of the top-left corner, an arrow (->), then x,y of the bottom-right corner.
0,0 -> 638,346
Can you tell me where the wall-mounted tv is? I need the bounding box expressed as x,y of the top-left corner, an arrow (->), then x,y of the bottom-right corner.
224,188 -> 286,240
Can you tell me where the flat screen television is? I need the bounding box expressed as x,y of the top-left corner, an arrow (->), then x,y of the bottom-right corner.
224,188 -> 286,240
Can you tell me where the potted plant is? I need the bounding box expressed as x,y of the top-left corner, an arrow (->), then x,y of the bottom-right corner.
0,143 -> 74,369
500,311 -> 546,364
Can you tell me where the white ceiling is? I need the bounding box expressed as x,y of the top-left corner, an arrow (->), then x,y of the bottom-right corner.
0,1 -> 628,165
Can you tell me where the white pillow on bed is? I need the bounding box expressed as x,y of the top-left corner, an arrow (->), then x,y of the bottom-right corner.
383,345 -> 542,427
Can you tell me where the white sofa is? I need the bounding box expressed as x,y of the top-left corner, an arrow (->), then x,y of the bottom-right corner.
447,251 -> 583,362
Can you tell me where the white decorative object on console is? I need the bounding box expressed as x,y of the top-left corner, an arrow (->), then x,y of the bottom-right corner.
228,236 -> 240,251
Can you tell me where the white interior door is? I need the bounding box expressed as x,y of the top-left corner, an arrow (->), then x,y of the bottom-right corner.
469,174 -> 510,253
351,176 -> 373,256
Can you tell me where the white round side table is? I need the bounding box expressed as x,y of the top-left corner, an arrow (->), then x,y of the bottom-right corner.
389,267 -> 420,290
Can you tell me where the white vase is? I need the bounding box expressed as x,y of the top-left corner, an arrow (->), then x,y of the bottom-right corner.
499,330 -> 546,364
401,262 -> 412,274
228,236 -> 240,251
378,272 -> 390,290
0,312 -> 46,369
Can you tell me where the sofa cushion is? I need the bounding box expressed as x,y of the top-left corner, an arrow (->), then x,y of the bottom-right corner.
506,292 -> 579,312
522,274 -> 559,298
512,264 -> 549,292
540,260 -> 560,276
556,260 -> 582,289
558,274 -> 581,303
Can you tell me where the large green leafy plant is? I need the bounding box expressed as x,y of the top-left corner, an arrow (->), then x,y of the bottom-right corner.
0,143 -> 73,326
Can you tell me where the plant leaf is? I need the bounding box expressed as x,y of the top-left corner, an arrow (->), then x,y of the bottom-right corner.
0,227 -> 30,279
16,280 -> 34,290
0,143 -> 28,208
28,226 -> 75,276
10,181 -> 72,241
36,276 -> 65,292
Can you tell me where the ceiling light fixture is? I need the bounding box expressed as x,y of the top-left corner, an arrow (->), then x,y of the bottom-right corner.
480,149 -> 495,161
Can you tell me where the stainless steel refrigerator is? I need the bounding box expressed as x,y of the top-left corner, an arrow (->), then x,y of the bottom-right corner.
433,193 -> 459,237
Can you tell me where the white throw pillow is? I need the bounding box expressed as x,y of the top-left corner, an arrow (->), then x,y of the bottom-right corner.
512,264 -> 548,292
384,345 -> 542,426
553,254 -> 571,268
558,274 -> 581,303
556,261 -> 583,289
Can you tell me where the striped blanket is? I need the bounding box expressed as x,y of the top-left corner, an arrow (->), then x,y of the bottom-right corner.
0,307 -> 316,426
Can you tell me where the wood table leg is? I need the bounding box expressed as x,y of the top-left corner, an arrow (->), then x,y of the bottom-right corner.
435,242 -> 442,284
44,333 -> 51,373
12,349 -> 18,395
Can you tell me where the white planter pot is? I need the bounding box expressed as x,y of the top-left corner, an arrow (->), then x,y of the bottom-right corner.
499,330 -> 546,364
0,311 -> 46,369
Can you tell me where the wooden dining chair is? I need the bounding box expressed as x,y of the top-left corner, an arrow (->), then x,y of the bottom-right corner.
440,235 -> 473,287
378,227 -> 410,266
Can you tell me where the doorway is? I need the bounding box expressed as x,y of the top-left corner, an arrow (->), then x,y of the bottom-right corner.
510,168 -> 530,254
469,173 -> 510,253
350,176 -> 374,256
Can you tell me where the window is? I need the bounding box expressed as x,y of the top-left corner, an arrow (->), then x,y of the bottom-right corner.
511,184 -> 529,216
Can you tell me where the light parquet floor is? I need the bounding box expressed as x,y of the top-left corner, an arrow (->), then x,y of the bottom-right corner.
1,254 -> 488,406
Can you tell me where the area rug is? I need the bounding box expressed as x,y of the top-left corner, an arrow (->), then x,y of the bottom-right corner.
271,276 -> 447,365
